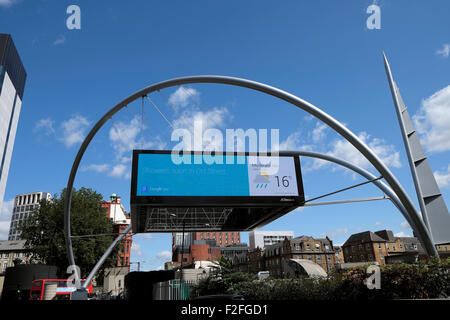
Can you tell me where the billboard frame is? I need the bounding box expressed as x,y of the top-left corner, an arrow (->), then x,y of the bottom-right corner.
130,149 -> 305,208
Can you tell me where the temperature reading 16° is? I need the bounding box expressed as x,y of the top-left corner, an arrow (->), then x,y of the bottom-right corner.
275,176 -> 291,187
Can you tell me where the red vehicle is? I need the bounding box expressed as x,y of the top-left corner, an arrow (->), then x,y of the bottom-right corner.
29,279 -> 93,300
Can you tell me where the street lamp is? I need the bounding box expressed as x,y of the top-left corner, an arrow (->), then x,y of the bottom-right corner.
130,261 -> 145,272
168,213 -> 185,278
180,219 -> 186,280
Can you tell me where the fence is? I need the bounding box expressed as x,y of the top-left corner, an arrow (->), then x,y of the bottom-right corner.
153,279 -> 197,300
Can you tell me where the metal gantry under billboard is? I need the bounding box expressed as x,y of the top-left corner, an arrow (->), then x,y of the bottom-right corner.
130,150 -> 305,233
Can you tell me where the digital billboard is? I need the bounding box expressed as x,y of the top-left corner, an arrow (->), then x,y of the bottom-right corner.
130,150 -> 304,233
135,153 -> 300,198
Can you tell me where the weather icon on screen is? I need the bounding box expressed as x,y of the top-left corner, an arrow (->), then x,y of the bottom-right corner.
253,172 -> 270,188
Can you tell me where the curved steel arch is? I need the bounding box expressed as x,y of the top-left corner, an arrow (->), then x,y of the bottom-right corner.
281,151 -> 415,229
80,150 -> 419,288
65,75 -> 438,282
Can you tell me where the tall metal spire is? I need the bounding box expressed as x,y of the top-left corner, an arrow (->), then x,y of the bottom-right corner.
383,52 -> 450,245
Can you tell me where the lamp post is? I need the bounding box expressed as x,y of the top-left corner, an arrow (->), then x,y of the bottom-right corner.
130,261 -> 144,272
180,220 -> 186,280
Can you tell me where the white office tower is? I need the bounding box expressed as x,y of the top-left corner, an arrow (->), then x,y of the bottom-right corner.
8,192 -> 51,241
249,230 -> 294,249
0,34 -> 27,211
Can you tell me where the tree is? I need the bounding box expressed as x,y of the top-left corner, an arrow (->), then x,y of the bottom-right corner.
191,256 -> 257,297
19,187 -> 119,278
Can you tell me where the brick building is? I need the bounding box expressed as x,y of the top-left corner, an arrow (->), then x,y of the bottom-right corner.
193,231 -> 241,247
171,231 -> 241,268
100,194 -> 132,268
342,229 -> 450,265
342,231 -> 388,265
264,236 -> 339,276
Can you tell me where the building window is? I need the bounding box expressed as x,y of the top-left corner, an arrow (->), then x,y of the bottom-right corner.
306,244 -> 310,251
378,243 -> 382,249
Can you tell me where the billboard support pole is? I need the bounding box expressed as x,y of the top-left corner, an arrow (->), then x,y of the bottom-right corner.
81,224 -> 132,289
65,72 -> 438,285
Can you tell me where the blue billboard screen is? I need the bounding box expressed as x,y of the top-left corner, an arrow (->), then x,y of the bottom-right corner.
136,153 -> 300,197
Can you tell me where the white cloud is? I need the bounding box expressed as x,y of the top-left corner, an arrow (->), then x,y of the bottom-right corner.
434,164 -> 450,188
413,85 -> 450,152
172,107 -> 230,150
320,131 -> 401,170
156,250 -> 172,261
436,44 -> 450,58
108,164 -> 127,178
311,122 -> 327,143
319,228 -> 349,239
59,115 -> 90,148
80,164 -> 110,173
394,231 -> 411,237
156,266 -> 164,271
53,35 -> 66,46
0,199 -> 14,240
400,220 -> 412,230
0,0 -> 19,7
107,116 -> 165,178
109,115 -> 165,158
34,118 -> 55,135
276,131 -> 314,152
168,86 -> 199,111
131,242 -> 143,258
278,131 -> 301,151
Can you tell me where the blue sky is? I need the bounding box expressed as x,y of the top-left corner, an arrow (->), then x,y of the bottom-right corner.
0,0 -> 449,271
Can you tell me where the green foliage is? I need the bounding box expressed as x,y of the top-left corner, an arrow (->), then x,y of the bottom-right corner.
190,256 -> 257,298
192,258 -> 450,300
18,187 -> 119,278
233,276 -> 342,300
336,258 -> 450,299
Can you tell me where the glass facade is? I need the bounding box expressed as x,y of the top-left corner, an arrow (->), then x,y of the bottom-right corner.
0,34 -> 26,211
